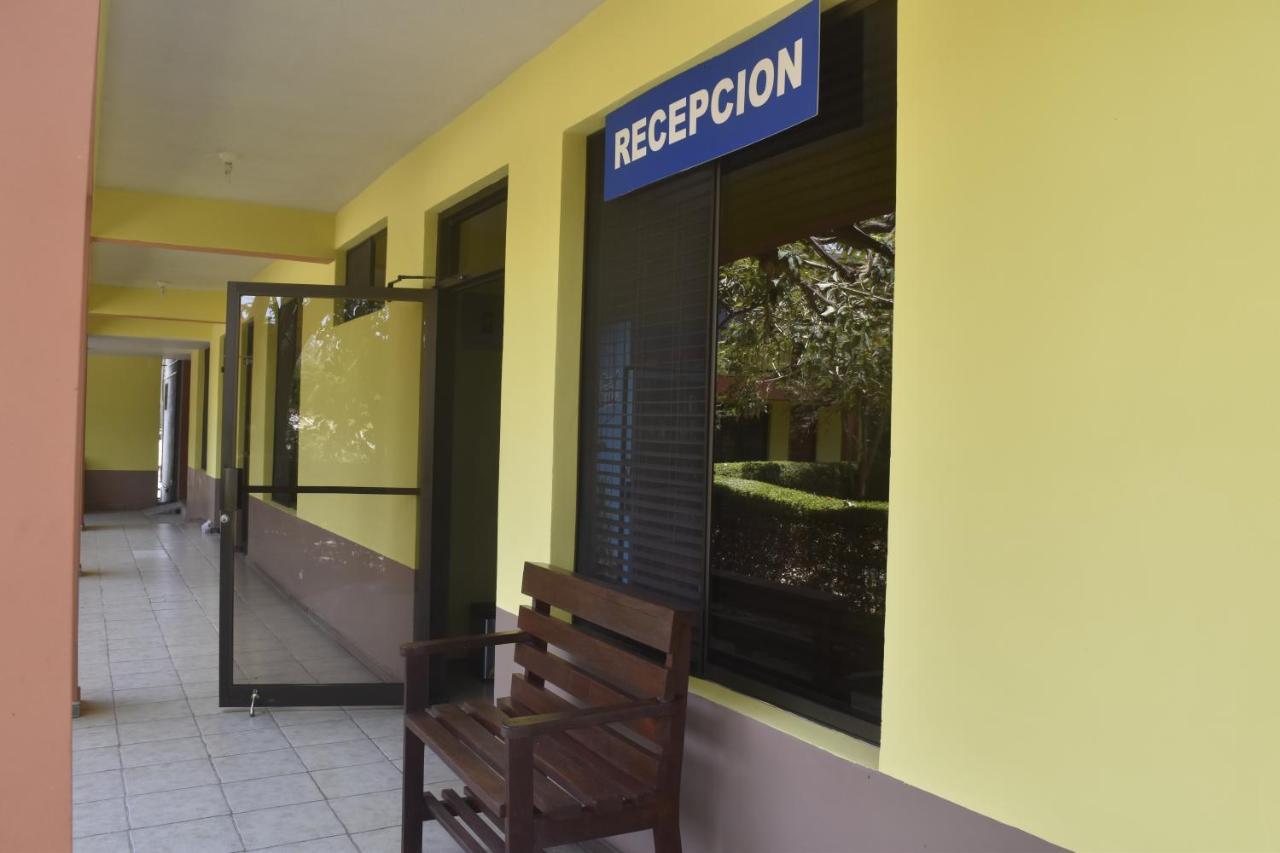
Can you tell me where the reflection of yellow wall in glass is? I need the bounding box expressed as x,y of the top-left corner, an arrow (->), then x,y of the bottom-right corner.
815,408 -> 843,463
295,298 -> 421,567
84,354 -> 161,471
767,402 -> 791,461
205,330 -> 224,476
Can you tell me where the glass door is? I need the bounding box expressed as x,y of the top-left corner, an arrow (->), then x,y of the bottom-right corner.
219,282 -> 434,708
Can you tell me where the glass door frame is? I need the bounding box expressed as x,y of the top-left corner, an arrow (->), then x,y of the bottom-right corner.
218,280 -> 439,708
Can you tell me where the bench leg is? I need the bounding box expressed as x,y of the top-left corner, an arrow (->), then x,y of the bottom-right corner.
504,737 -> 535,853
653,809 -> 682,853
402,728 -> 425,853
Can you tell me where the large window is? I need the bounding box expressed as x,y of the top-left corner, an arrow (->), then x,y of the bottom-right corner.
577,0 -> 895,740
338,228 -> 388,323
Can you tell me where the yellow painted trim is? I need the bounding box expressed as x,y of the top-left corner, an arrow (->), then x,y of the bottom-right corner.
91,188 -> 336,262
690,677 -> 880,770
87,314 -> 222,342
89,283 -> 225,324
93,236 -> 333,265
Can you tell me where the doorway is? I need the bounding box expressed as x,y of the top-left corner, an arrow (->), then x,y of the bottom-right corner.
157,358 -> 188,505
428,182 -> 507,701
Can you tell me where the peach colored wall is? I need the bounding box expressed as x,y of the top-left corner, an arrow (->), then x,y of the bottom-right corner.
0,1 -> 101,850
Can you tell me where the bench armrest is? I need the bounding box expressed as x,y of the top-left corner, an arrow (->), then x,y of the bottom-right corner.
500,699 -> 675,741
400,630 -> 531,659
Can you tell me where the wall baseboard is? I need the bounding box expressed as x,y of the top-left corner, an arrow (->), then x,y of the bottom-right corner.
83,469 -> 156,511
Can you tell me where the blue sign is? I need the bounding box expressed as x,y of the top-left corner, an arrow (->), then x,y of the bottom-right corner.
604,1 -> 820,201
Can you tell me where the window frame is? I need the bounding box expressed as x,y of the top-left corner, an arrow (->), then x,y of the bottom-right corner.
336,227 -> 388,324
436,180 -> 508,283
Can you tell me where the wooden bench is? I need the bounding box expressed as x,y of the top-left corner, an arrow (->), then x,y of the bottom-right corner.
400,562 -> 694,853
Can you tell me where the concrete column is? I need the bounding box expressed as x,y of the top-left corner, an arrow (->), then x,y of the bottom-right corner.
0,0 -> 101,849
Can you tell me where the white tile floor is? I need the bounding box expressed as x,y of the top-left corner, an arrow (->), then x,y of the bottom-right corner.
75,511 -> 601,853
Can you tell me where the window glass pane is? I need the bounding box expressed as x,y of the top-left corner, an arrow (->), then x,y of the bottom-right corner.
344,237 -> 374,289
453,200 -> 506,278
707,0 -> 895,734
576,137 -> 715,659
340,230 -> 387,324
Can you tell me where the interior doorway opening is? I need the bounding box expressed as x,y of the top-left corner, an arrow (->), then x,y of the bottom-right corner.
429,182 -> 507,702
157,357 -> 189,505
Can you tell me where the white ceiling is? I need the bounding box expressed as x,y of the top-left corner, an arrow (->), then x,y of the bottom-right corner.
97,0 -> 605,211
92,241 -> 274,291
88,336 -> 205,358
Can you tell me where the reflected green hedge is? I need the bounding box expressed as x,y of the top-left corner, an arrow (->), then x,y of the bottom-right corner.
713,460 -> 864,500
712,476 -> 886,521
711,475 -> 888,609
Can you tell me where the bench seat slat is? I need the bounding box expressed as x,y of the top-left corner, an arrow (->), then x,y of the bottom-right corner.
508,676 -> 660,786
429,704 -> 579,817
464,699 -> 648,809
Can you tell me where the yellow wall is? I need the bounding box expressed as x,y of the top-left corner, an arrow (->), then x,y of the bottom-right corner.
84,354 -> 160,471
814,407 -> 843,463
882,2 -> 1280,850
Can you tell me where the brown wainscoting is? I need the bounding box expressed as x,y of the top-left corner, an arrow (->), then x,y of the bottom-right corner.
185,467 -> 219,524
246,499 -> 414,680
493,608 -> 1061,853
83,470 -> 156,512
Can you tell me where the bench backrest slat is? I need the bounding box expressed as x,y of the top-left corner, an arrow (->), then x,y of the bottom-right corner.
512,561 -> 693,778
513,643 -> 660,741
521,562 -> 679,652
516,605 -> 671,700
